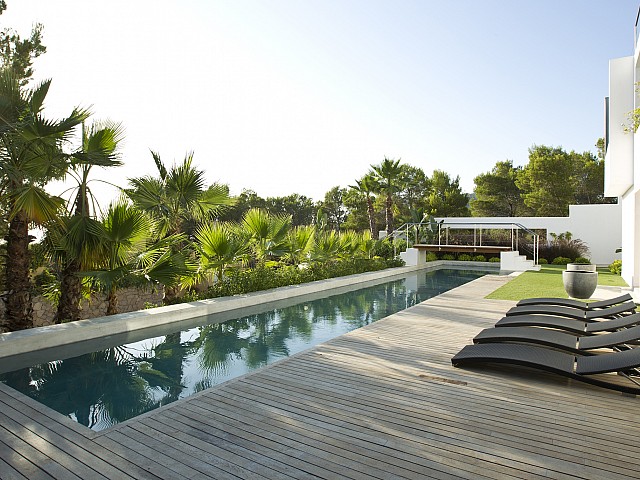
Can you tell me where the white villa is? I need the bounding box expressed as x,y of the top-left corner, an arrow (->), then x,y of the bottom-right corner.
605,13 -> 640,297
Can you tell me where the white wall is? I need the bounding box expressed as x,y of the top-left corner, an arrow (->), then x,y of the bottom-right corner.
604,22 -> 639,295
435,203 -> 622,266
619,189 -> 639,289
604,56 -> 634,197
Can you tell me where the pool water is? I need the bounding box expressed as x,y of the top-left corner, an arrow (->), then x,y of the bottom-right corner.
0,268 -> 485,431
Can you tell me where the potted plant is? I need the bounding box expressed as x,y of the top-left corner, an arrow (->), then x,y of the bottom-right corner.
563,258 -> 597,299
566,257 -> 597,272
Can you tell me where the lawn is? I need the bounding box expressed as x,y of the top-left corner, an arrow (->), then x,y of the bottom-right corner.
486,264 -> 628,301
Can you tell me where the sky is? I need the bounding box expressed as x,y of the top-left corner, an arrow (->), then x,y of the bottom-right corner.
3,0 -> 639,204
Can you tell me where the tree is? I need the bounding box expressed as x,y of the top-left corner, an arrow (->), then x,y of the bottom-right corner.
53,121 -> 124,323
371,157 -> 403,235
349,173 -> 379,239
394,164 -> 430,224
571,150 -> 614,205
126,151 -> 234,302
242,208 -> 291,265
195,222 -> 249,283
595,137 -> 606,161
263,193 -> 315,227
342,187 -> 371,232
282,225 -> 315,265
0,70 -> 88,331
424,170 -> 470,217
86,199 -> 190,315
0,2 -> 46,85
516,145 -> 575,216
217,189 -> 265,223
471,160 -> 526,216
318,186 -> 347,232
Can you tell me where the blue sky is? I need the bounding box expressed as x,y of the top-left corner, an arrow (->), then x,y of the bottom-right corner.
3,0 -> 638,202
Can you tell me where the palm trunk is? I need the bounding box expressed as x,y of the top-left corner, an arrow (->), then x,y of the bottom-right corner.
106,286 -> 118,315
56,259 -> 82,323
385,194 -> 394,237
57,197 -> 88,323
366,196 -> 378,240
163,285 -> 179,305
5,211 -> 33,331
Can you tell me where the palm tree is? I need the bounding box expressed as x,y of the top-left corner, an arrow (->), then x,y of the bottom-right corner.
86,199 -> 190,315
194,222 -> 249,284
371,157 -> 402,237
242,208 -> 291,266
350,173 -> 379,239
53,120 -> 124,323
311,230 -> 341,263
126,151 -> 234,302
127,151 -> 234,239
282,225 -> 315,266
0,69 -> 89,331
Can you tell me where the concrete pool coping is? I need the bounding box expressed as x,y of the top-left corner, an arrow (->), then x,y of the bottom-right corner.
0,260 -> 499,360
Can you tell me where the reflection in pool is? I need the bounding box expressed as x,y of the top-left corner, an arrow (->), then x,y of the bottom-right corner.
1,268 -> 485,430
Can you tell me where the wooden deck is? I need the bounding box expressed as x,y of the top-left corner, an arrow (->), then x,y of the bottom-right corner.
2,274 -> 640,479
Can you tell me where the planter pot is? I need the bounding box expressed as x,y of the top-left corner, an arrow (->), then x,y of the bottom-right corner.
566,263 -> 597,272
562,270 -> 598,299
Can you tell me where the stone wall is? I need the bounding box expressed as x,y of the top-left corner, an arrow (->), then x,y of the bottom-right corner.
2,286 -> 164,329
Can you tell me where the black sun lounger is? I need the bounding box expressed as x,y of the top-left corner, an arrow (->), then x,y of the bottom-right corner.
505,301 -> 636,321
451,343 -> 640,394
473,324 -> 640,354
495,312 -> 640,335
516,293 -> 633,310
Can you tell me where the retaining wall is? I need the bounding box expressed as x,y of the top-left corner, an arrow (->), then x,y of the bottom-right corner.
0,287 -> 164,330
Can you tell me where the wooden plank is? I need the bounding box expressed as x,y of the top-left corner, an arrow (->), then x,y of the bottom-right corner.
248,361 -> 640,477
139,414 -> 322,480
0,432 -> 75,480
167,400 -> 460,480
0,389 -> 153,480
185,391 -> 528,480
0,441 -> 43,480
114,425 -> 247,480
276,350 -> 640,445
0,410 -> 108,480
0,456 -> 28,480
93,430 -> 195,479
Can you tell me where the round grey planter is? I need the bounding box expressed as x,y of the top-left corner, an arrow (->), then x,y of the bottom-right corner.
566,263 -> 597,272
562,270 -> 598,299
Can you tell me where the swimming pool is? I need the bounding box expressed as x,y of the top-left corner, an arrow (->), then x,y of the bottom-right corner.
0,268 -> 486,431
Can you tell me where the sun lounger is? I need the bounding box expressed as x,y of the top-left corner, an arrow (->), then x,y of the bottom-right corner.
451,342 -> 640,394
505,301 -> 636,321
516,293 -> 633,310
495,312 -> 640,334
473,324 -> 640,354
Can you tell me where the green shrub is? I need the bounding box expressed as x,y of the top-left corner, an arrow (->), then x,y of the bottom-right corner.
371,239 -> 396,260
539,231 -> 590,262
425,252 -> 438,262
609,259 -> 622,275
191,257 -> 403,302
457,254 -> 473,261
551,256 -> 572,265
472,255 -> 486,262
441,254 -> 455,261
489,257 -> 500,263
386,258 -> 405,268
573,257 -> 591,264
538,258 -> 548,264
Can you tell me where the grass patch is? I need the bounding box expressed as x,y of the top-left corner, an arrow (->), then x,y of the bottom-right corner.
486,265 -> 628,301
